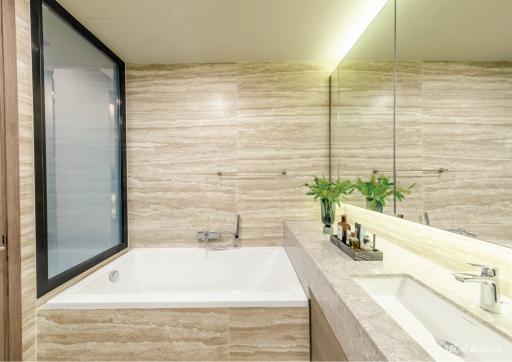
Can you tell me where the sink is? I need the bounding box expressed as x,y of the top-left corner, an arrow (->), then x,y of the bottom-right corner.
354,276 -> 512,361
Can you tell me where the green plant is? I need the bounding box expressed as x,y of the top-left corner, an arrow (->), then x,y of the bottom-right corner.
353,174 -> 414,211
305,177 -> 354,205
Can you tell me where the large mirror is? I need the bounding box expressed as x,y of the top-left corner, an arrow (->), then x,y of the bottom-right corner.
330,0 -> 396,215
331,1 -> 395,214
396,0 -> 512,248
331,0 -> 512,248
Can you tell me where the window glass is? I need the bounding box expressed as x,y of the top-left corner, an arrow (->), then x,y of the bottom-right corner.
42,2 -> 124,279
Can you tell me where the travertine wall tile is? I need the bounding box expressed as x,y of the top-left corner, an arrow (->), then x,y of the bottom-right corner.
126,64 -> 240,247
229,307 -> 310,361
235,62 -> 331,244
236,62 -> 330,173
37,307 -> 310,361
37,308 -> 229,361
127,64 -> 239,174
127,62 -> 332,247
15,0 -> 37,359
237,175 -> 320,245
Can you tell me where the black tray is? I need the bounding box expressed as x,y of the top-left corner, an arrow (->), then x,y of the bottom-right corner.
330,235 -> 383,261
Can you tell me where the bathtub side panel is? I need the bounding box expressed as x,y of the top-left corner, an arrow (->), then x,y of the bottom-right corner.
36,308 -> 229,361
228,307 -> 310,361
37,307 -> 310,361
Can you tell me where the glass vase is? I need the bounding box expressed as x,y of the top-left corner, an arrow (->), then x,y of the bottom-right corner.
320,198 -> 336,234
366,199 -> 384,213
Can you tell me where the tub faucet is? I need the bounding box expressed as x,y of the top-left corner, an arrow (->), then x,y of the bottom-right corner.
453,263 -> 501,314
423,212 -> 430,226
197,230 -> 218,248
197,214 -> 240,249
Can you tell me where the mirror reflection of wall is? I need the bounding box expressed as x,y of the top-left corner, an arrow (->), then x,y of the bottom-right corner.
396,0 -> 512,247
330,0 -> 396,215
331,0 -> 512,248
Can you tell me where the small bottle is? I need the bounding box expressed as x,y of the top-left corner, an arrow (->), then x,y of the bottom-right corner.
337,217 -> 343,238
349,231 -> 359,250
361,235 -> 372,251
338,215 -> 351,245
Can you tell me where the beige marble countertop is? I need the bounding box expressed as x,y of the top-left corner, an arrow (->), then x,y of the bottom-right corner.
284,221 -> 512,361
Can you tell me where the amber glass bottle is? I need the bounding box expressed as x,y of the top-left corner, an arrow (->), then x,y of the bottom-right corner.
349,232 -> 360,250
338,215 -> 351,245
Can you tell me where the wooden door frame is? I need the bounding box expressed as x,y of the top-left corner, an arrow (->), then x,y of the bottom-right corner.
0,0 -> 22,360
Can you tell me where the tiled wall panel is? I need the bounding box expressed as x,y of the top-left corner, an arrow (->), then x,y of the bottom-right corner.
126,62 -> 332,246
15,0 -> 37,359
37,307 -> 309,361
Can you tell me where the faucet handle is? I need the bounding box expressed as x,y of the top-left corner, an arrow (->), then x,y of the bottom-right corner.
468,263 -> 498,277
197,231 -> 207,241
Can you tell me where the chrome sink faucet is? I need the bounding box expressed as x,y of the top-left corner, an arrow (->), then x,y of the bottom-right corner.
453,263 -> 501,314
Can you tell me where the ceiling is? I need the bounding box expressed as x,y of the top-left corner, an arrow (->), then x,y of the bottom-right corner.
57,0 -> 387,64
345,0 -> 512,62
396,0 -> 512,61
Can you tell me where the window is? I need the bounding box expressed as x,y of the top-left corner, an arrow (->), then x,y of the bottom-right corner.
31,0 -> 127,296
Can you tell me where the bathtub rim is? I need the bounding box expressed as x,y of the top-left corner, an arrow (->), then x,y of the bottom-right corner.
41,246 -> 309,310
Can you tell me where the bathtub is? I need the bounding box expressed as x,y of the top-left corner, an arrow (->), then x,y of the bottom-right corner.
38,247 -> 310,361
43,247 -> 308,309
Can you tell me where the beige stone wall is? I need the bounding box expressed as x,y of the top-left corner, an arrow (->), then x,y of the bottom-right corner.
332,60 -> 512,247
15,0 -> 37,359
37,307 -> 310,361
127,62 -> 333,247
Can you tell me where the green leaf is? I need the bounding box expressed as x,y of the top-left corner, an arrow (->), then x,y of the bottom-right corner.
304,176 -> 354,205
353,173 -> 414,210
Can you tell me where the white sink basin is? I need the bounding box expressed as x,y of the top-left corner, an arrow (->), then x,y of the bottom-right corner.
354,276 -> 512,361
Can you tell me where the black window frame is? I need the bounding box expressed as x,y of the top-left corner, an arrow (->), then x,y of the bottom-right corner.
31,0 -> 128,297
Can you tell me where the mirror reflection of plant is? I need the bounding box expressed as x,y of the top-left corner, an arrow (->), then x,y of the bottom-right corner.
304,177 -> 354,205
353,174 -> 415,211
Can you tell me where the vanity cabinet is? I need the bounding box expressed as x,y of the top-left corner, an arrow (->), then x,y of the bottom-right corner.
311,294 -> 347,361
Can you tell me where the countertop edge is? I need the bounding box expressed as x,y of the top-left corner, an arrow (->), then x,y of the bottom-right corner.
284,221 -> 433,362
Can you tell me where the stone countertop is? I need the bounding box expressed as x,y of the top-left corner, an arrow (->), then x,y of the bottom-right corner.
284,221 -> 512,361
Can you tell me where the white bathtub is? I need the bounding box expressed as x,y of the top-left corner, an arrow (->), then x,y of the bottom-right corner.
43,247 -> 308,309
